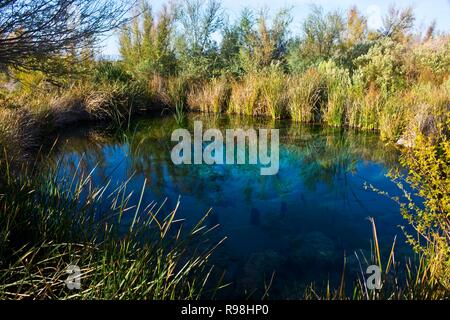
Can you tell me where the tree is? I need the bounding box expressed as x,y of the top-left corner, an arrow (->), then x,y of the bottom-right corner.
222,7 -> 292,75
0,0 -> 132,73
380,5 -> 415,43
288,5 -> 344,72
344,6 -> 367,49
174,0 -> 223,78
218,8 -> 254,76
119,1 -> 176,77
335,6 -> 370,73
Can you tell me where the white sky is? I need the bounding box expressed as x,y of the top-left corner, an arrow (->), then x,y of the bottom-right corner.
100,0 -> 450,57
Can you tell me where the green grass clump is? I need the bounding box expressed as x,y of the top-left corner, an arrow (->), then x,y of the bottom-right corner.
288,68 -> 326,123
379,92 -> 407,141
318,61 -> 351,127
346,76 -> 383,131
260,66 -> 288,120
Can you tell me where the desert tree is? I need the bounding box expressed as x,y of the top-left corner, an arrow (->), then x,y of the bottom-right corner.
221,7 -> 292,76
380,5 -> 415,43
174,0 -> 223,79
287,5 -> 345,72
119,0 -> 176,78
0,0 -> 132,74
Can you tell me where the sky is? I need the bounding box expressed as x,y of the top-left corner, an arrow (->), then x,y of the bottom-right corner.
101,0 -> 450,57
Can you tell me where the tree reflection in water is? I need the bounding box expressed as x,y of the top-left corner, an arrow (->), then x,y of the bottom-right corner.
48,114 -> 406,299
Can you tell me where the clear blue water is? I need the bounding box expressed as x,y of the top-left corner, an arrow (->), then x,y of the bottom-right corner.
51,114 -> 410,298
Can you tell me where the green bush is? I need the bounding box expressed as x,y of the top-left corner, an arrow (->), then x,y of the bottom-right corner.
93,61 -> 133,84
388,127 -> 450,293
354,38 -> 406,94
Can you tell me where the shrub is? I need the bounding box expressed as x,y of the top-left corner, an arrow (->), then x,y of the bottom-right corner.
354,38 -> 406,94
93,61 -> 133,84
388,127 -> 450,294
411,38 -> 450,85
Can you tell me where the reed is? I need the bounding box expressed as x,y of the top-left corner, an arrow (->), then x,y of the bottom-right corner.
318,61 -> 351,127
0,154 -> 223,299
187,78 -> 231,113
260,66 -> 288,120
288,68 -> 326,123
305,218 -> 449,300
228,73 -> 263,116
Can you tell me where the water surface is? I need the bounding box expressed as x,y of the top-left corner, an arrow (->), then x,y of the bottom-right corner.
51,114 -> 409,298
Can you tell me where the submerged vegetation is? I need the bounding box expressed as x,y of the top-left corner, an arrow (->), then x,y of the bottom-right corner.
0,0 -> 449,299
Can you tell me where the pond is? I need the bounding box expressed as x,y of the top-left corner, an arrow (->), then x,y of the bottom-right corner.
50,113 -> 410,299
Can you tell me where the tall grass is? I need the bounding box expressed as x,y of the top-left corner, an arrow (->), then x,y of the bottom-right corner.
0,78 -> 154,158
379,92 -> 408,141
318,61 -> 351,127
187,78 -> 231,113
166,76 -> 189,109
260,66 -> 288,119
305,218 -> 449,300
347,81 -> 382,131
288,69 -> 326,123
228,73 -> 263,116
0,154 -> 224,299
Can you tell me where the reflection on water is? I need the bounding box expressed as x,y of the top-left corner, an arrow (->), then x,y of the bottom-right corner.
50,114 -> 409,298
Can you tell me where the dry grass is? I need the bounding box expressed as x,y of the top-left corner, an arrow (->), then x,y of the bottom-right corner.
187,78 -> 231,113
228,73 -> 264,116
0,80 -> 151,161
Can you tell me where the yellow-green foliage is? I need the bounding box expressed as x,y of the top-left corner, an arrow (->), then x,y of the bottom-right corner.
13,70 -> 48,95
390,127 -> 450,293
260,66 -> 288,119
288,68 -> 325,122
318,60 -> 351,126
348,77 -> 382,130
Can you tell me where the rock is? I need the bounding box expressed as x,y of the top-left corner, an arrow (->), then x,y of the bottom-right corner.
290,231 -> 337,267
